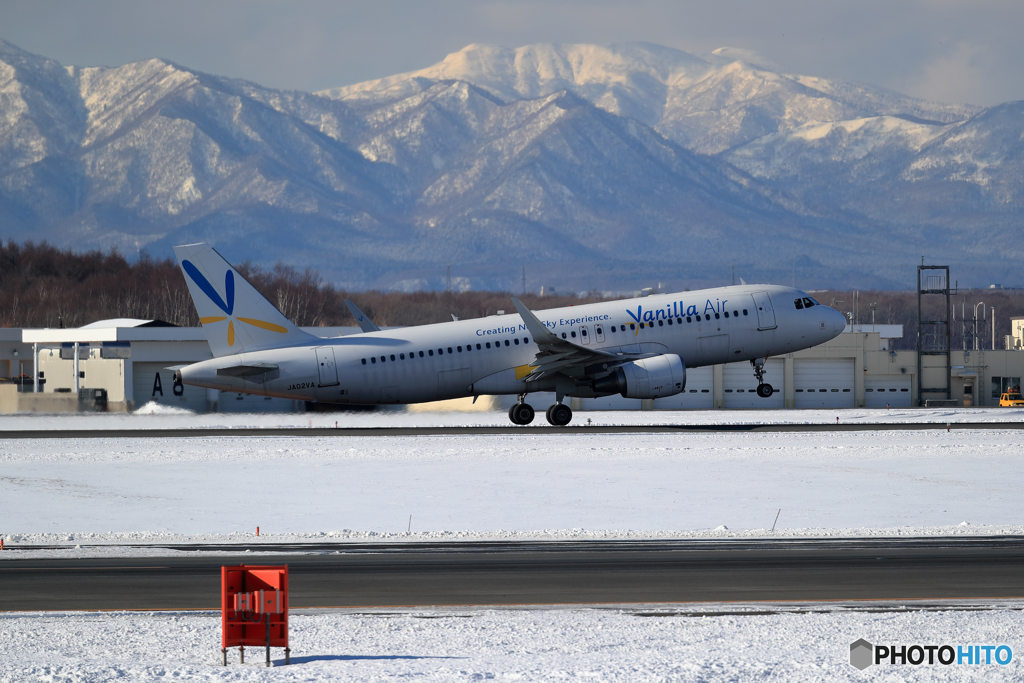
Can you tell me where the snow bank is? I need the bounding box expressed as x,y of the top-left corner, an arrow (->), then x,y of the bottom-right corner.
2,427 -> 1022,555
1,606 -> 1021,681
132,401 -> 196,416
4,523 -> 1024,560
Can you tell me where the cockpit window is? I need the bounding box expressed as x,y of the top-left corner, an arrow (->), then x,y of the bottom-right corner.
794,298 -> 804,310
802,297 -> 816,308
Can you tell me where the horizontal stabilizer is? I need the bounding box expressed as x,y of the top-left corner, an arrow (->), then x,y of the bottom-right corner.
216,363 -> 280,378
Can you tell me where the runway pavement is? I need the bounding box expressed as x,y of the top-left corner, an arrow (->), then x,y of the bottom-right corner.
1,421 -> 1022,439
3,537 -> 1023,611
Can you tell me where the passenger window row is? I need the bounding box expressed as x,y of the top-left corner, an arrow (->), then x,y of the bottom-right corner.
361,301 -> 759,366
607,309 -> 749,333
361,338 -> 531,365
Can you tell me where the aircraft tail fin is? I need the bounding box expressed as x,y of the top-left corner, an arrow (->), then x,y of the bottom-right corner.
173,243 -> 319,357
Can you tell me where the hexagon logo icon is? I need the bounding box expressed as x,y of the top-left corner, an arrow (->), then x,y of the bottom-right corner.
850,638 -> 874,670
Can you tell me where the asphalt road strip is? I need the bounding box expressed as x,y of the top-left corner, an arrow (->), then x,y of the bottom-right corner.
2,421 -> 1024,438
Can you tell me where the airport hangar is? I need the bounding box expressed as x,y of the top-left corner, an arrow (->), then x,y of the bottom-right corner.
1,318 -> 1023,414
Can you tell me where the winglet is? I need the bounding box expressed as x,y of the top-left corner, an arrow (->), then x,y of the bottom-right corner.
344,299 -> 381,333
510,297 -> 558,344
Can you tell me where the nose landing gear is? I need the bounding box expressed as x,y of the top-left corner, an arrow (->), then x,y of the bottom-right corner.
752,358 -> 774,398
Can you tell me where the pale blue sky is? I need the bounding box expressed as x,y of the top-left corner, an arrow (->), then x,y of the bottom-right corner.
4,0 -> 1022,106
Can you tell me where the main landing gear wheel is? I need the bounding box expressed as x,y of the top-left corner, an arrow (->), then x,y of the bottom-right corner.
508,402 -> 535,425
546,403 -> 573,426
756,383 -> 774,398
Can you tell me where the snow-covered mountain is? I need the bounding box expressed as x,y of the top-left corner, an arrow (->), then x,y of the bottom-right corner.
327,43 -> 1024,284
0,39 -> 1020,290
322,43 -> 978,154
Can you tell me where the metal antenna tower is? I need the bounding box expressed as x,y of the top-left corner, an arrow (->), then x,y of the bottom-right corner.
917,264 -> 953,404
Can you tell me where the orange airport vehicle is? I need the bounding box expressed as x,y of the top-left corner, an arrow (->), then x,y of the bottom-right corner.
999,391 -> 1024,407
221,565 -> 290,667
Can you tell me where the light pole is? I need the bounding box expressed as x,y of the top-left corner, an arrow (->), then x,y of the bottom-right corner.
973,302 -> 986,351
992,307 -> 996,350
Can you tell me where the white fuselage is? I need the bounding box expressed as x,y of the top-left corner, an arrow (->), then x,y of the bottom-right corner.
179,285 -> 847,405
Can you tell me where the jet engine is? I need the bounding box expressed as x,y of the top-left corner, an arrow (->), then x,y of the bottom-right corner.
592,354 -> 686,399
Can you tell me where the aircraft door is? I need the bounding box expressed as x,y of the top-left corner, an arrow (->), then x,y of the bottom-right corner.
314,347 -> 339,386
580,325 -> 591,345
595,324 -> 605,343
751,292 -> 777,330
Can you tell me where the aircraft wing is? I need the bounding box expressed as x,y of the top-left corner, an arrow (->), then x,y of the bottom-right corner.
510,298 -> 658,382
345,299 -> 381,333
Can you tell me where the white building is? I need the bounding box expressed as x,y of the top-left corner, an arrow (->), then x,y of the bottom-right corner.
2,320 -> 1023,413
1,320 -> 356,413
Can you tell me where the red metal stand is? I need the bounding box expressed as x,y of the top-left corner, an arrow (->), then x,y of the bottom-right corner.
221,565 -> 290,666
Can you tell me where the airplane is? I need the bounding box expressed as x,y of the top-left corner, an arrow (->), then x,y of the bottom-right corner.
172,243 -> 848,425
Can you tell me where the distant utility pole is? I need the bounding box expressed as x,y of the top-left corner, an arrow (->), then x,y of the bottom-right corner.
521,266 -> 526,295
731,264 -> 735,286
831,299 -> 845,322
446,264 -> 452,293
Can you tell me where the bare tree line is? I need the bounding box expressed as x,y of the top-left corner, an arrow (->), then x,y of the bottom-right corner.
0,242 -> 197,328
0,242 -> 607,330
2,243 -> 1021,344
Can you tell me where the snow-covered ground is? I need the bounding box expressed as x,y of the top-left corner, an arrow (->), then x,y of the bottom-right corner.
2,409 -> 1023,552
3,409 -> 1023,681
3,605 -> 1022,681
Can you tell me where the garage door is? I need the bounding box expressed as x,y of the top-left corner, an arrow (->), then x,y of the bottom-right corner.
654,366 -> 714,410
217,391 -> 303,413
723,359 -> 784,409
132,362 -> 208,411
580,393 -> 644,410
864,375 -> 912,408
794,359 -> 855,408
